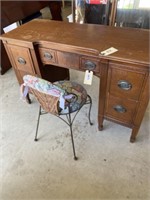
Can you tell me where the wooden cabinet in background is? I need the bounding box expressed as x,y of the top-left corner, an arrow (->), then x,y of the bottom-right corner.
0,1 -> 65,77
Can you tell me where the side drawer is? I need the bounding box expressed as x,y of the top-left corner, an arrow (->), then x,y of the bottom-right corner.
108,64 -> 146,100
8,45 -> 35,74
38,47 -> 57,64
80,57 -> 100,73
105,94 -> 138,124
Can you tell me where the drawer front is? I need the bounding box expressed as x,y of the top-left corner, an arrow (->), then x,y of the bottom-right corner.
106,95 -> 137,124
80,57 -> 100,73
108,66 -> 145,100
9,45 -> 35,74
57,51 -> 80,70
38,48 -> 57,64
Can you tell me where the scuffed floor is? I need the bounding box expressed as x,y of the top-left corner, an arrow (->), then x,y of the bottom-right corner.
0,68 -> 150,200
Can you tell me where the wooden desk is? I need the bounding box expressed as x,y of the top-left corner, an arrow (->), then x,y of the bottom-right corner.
1,1 -> 62,75
1,19 -> 149,142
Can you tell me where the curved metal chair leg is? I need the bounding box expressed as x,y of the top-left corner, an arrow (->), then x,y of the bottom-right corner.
34,106 -> 41,141
68,113 -> 78,160
87,95 -> 93,125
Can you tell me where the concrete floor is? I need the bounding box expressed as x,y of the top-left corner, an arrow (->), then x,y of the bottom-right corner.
1,5 -> 150,200
1,67 -> 150,200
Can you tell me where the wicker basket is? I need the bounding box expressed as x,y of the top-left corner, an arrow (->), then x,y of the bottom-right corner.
30,88 -> 59,115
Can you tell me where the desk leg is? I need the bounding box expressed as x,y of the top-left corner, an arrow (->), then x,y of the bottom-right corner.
98,123 -> 104,131
130,126 -> 140,143
130,76 -> 149,143
98,61 -> 108,131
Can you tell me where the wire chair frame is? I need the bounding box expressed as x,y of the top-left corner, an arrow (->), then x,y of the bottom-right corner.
30,87 -> 92,160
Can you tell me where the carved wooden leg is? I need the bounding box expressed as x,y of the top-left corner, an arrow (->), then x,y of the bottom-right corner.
98,114 -> 104,131
97,61 -> 108,132
130,126 -> 140,143
99,125 -> 103,131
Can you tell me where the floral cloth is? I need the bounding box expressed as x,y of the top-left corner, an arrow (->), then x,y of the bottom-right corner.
22,75 -> 66,110
23,75 -> 66,97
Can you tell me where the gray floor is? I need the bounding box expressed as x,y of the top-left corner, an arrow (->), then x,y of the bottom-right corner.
1,5 -> 150,200
1,68 -> 150,200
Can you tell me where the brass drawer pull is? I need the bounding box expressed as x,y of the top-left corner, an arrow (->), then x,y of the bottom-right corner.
18,57 -> 26,65
44,52 -> 53,60
113,105 -> 127,113
84,61 -> 96,70
118,80 -> 132,90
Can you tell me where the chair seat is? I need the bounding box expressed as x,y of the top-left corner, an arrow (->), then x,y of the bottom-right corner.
54,80 -> 87,114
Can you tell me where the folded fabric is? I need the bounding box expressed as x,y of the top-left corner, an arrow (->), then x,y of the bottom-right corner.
21,75 -> 66,109
23,75 -> 66,97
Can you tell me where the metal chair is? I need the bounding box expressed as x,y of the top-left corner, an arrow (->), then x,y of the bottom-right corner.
22,75 -> 93,160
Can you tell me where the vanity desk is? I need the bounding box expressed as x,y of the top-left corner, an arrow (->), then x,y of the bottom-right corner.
0,19 -> 149,142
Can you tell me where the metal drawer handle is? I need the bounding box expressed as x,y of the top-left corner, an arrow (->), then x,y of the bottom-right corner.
113,105 -> 127,113
84,61 -> 96,70
118,80 -> 132,90
44,52 -> 53,60
18,57 -> 26,65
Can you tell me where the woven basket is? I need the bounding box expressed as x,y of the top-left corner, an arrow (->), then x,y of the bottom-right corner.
30,88 -> 59,115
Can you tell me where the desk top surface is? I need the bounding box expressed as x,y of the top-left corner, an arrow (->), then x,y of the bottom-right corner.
1,19 -> 149,66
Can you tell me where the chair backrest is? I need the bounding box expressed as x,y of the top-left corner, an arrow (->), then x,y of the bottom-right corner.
30,88 -> 60,114
22,75 -> 66,115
